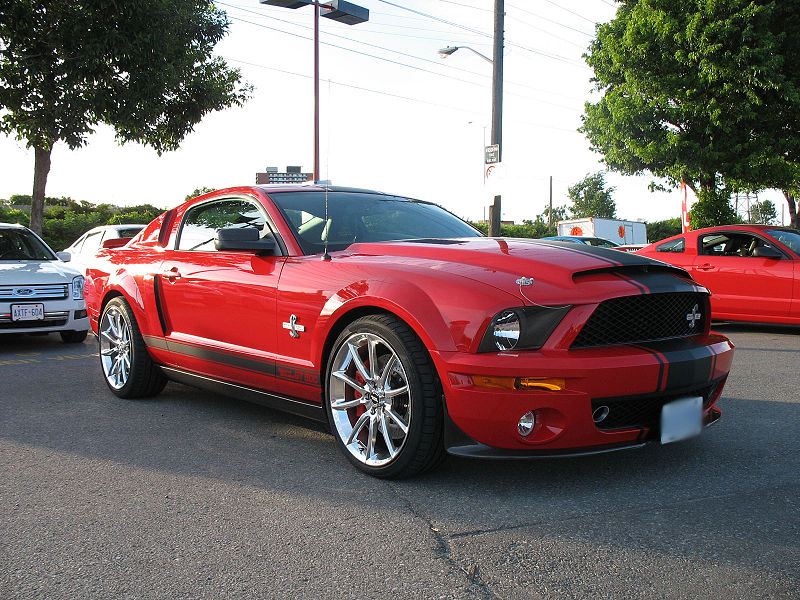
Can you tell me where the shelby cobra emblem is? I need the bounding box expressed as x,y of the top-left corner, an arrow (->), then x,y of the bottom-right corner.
687,304 -> 702,328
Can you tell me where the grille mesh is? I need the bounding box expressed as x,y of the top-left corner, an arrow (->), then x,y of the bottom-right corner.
572,292 -> 706,348
592,383 -> 715,431
0,284 -> 68,300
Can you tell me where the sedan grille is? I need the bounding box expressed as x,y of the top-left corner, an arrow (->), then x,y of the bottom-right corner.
0,284 -> 68,300
0,311 -> 70,329
571,292 -> 706,349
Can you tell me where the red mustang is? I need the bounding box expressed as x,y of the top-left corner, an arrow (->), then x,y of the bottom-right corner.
637,225 -> 800,325
85,186 -> 734,477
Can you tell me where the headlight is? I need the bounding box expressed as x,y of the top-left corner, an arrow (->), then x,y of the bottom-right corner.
71,275 -> 85,300
492,310 -> 521,351
478,305 -> 572,352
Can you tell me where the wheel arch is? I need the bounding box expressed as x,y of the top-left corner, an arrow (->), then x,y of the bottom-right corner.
317,304 -> 443,394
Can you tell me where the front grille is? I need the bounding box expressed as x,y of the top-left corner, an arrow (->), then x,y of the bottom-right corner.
591,383 -> 715,431
572,292 -> 706,348
0,311 -> 70,329
0,284 -> 68,300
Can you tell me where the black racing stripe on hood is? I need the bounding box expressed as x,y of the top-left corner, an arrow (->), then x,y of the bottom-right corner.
513,239 -> 624,267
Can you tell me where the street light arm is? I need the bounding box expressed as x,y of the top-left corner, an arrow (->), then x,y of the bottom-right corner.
438,45 -> 493,64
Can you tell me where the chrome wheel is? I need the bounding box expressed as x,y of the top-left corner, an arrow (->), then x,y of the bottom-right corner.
99,305 -> 132,390
329,332 -> 412,467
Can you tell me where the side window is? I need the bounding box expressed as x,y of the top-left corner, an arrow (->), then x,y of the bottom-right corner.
699,233 -> 763,257
657,238 -> 685,253
177,199 -> 268,252
81,231 -> 104,255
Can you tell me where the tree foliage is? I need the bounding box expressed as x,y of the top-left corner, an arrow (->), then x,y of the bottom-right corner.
645,217 -> 681,243
583,0 -> 800,228
0,1 -> 251,233
0,195 -> 163,249
567,172 -> 616,218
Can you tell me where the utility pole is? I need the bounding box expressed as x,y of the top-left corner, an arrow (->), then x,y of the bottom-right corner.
488,0 -> 504,237
548,175 -> 553,231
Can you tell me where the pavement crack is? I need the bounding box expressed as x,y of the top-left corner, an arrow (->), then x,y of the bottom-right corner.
387,482 -> 503,600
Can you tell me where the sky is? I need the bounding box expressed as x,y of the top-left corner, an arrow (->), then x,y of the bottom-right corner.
0,0 -> 791,226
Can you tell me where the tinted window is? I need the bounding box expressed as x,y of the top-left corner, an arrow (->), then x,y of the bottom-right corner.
178,199 -> 268,251
699,232 -> 771,257
118,227 -> 144,239
767,229 -> 800,254
657,238 -> 685,253
0,228 -> 56,260
270,191 -> 482,254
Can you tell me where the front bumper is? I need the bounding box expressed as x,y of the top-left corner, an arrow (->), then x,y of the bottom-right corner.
431,333 -> 733,457
0,299 -> 89,335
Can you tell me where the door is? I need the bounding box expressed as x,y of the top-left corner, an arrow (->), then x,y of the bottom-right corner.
692,231 -> 793,318
158,197 -> 286,390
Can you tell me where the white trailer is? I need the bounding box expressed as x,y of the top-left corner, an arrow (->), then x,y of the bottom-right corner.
556,217 -> 648,245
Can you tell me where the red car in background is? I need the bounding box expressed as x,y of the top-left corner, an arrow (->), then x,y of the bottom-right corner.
637,225 -> 800,325
84,186 -> 734,478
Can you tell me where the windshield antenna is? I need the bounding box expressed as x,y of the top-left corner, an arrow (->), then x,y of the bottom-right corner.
322,81 -> 332,262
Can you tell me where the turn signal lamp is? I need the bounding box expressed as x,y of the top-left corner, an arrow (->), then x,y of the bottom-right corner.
471,376 -> 565,391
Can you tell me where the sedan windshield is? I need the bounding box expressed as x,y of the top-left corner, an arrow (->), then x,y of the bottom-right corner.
269,191 -> 483,254
0,229 -> 56,261
767,228 -> 800,254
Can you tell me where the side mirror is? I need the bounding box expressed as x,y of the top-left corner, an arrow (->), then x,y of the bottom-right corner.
753,246 -> 782,259
102,238 -> 129,249
57,251 -> 71,262
214,227 -> 276,254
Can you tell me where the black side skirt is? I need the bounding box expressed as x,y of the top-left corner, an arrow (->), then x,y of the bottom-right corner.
160,366 -> 327,423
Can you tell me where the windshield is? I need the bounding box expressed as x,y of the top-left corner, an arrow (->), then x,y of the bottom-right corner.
767,228 -> 800,254
0,228 -> 56,261
269,191 -> 483,254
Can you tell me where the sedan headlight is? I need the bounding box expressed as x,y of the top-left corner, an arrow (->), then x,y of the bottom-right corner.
71,275 -> 85,300
478,306 -> 572,352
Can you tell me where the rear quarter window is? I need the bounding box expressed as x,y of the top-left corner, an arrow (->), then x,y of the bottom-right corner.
657,238 -> 685,253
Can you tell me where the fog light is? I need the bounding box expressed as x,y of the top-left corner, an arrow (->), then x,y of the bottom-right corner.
74,309 -> 87,320
517,411 -> 536,436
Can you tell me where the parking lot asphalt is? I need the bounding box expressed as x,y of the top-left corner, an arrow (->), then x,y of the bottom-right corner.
1,324 -> 798,599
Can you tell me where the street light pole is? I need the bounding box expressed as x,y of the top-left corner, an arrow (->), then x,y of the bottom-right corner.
314,1 -> 320,181
260,0 -> 368,182
489,0 -> 504,237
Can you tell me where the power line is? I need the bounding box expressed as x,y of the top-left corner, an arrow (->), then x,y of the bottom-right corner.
224,56 -> 580,133
371,0 -> 587,67
223,5 -> 587,99
436,0 -> 492,12
541,0 -> 601,26
507,2 -> 594,37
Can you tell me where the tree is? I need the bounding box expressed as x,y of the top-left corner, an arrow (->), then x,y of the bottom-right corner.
186,187 -> 216,202
567,172 -> 616,218
747,199 -> 778,225
582,0 -> 791,228
646,217 -> 681,243
0,1 -> 251,233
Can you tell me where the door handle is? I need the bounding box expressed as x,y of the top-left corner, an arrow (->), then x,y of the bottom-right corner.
695,263 -> 716,272
160,267 -> 182,280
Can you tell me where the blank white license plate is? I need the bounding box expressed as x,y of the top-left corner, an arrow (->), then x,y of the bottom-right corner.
11,303 -> 45,321
661,396 -> 703,444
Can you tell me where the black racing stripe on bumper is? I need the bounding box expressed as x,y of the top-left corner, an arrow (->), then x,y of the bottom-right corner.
641,339 -> 714,391
632,344 -> 666,392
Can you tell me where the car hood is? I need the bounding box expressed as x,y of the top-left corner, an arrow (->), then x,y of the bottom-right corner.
344,238 -> 689,303
0,260 -> 82,285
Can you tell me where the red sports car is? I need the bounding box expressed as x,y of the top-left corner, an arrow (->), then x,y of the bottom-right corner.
85,186 -> 734,477
637,225 -> 800,325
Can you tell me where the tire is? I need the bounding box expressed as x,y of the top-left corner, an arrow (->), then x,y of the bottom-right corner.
98,297 -> 167,398
325,314 -> 445,478
60,329 -> 88,344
